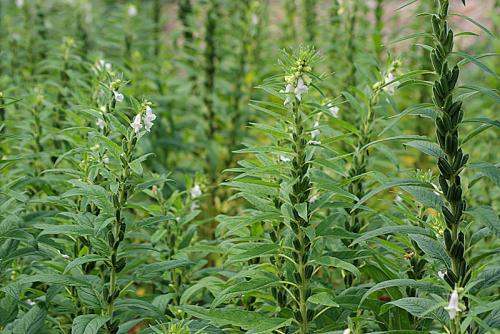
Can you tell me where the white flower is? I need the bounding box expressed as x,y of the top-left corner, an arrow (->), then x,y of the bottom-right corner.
279,155 -> 291,162
190,202 -> 199,211
61,254 -> 70,260
252,14 -> 259,25
127,4 -> 138,17
113,90 -> 124,102
294,78 -> 308,101
395,195 -> 402,203
308,140 -> 321,146
311,121 -> 320,139
283,83 -> 294,106
309,195 -> 318,203
131,114 -> 142,133
26,299 -> 36,306
96,118 -> 106,130
383,72 -> 397,95
102,156 -> 110,164
445,289 -> 461,320
343,329 -> 350,334
438,270 -> 446,279
190,184 -> 202,198
329,105 -> 339,118
143,106 -> 156,132
97,59 -> 112,72
16,0 -> 24,8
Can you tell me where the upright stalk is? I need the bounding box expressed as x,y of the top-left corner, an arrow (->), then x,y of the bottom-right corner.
429,0 -> 470,326
373,0 -> 383,60
302,0 -> 316,45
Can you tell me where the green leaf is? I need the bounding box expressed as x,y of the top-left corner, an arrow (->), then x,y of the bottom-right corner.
404,140 -> 444,158
11,305 -> 46,334
71,314 -> 110,334
315,256 -> 361,277
308,292 -> 340,307
38,225 -> 94,237
227,243 -> 279,264
409,234 -> 451,269
360,279 -> 444,305
451,13 -> 495,38
212,277 -> 275,307
352,179 -> 432,212
134,259 -> 192,280
351,225 -> 433,246
401,186 -> 444,210
387,297 -> 441,319
179,305 -> 292,334
64,255 -> 108,274
468,162 -> 500,186
467,206 -> 500,234
454,51 -> 496,76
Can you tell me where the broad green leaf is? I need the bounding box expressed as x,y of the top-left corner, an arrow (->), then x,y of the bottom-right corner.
134,259 -> 192,280
180,305 -> 292,334
64,255 -> 108,273
467,206 -> 500,234
71,314 -> 110,334
315,256 -> 361,277
360,279 -> 445,305
308,292 -> 339,307
227,243 -> 279,263
351,225 -> 433,246
386,297 -> 441,319
12,305 -> 46,334
404,140 -> 444,158
212,277 -> 275,307
352,179 -> 432,212
409,234 -> 451,268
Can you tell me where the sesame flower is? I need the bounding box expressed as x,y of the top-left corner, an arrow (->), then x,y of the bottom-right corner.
438,270 -> 446,279
309,194 -> 318,203
96,118 -> 106,130
26,299 -> 36,306
444,289 -> 461,320
127,4 -> 138,17
131,114 -> 142,133
190,184 -> 202,198
279,155 -> 291,162
329,105 -> 339,118
143,106 -> 156,132
308,140 -> 321,146
383,72 -> 397,95
102,156 -> 110,164
294,77 -> 308,101
311,121 -> 320,139
343,329 -> 350,334
61,254 -> 70,260
16,0 -> 24,8
113,90 -> 124,102
283,83 -> 294,106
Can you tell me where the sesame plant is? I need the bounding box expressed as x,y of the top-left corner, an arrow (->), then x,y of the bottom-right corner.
0,1 -> 497,334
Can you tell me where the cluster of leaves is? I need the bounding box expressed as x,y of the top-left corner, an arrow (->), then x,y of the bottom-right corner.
0,0 -> 497,334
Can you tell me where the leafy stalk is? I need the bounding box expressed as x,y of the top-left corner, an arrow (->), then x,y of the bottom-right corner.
429,0 -> 470,328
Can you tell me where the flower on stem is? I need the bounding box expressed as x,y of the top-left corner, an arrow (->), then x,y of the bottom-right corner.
143,106 -> 156,132
283,83 -> 294,106
444,289 -> 462,320
383,72 -> 397,95
190,184 -> 202,198
329,105 -> 340,118
15,0 -> 24,8
102,155 -> 110,164
438,270 -> 446,279
96,118 -> 106,130
113,90 -> 124,102
127,4 -> 138,17
131,114 -> 142,133
96,59 -> 112,72
343,329 -> 350,334
294,77 -> 308,100
311,121 -> 320,139
308,194 -> 318,203
308,140 -> 321,146
279,155 -> 291,162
